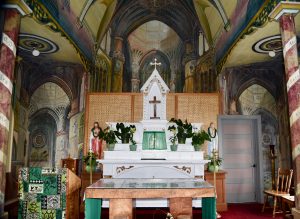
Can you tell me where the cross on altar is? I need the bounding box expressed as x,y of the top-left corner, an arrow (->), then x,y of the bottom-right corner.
149,96 -> 161,119
150,58 -> 161,70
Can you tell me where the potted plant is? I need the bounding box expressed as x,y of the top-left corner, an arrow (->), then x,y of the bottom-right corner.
103,127 -> 117,151
168,118 -> 193,144
207,154 -> 222,172
83,151 -> 97,172
168,126 -> 178,151
130,139 -> 137,151
114,123 -> 136,144
192,130 -> 211,151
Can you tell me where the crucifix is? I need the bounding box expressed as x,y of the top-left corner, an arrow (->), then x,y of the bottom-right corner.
150,58 -> 161,70
149,96 -> 161,119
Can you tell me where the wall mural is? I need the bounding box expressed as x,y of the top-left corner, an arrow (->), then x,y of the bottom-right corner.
29,82 -> 70,167
239,84 -> 278,189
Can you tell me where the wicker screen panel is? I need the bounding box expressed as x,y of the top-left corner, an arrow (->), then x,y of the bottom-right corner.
133,94 -> 143,122
177,94 -> 219,129
85,94 -> 132,150
166,94 -> 176,120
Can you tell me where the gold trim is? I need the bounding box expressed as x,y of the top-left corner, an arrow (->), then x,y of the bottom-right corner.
28,1 -> 92,70
269,1 -> 300,20
216,0 -> 271,74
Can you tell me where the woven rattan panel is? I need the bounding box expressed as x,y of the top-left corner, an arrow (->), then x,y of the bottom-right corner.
133,94 -> 143,122
166,94 -> 176,119
177,94 -> 219,129
85,94 -> 132,150
85,93 -> 219,152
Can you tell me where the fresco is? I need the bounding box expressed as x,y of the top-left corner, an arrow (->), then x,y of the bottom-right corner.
216,0 -> 266,63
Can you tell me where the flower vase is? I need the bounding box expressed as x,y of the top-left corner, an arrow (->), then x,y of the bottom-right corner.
208,164 -> 219,172
194,144 -> 201,151
85,165 -> 96,173
129,144 -> 137,151
170,144 -> 178,151
178,136 -> 186,144
107,143 -> 115,151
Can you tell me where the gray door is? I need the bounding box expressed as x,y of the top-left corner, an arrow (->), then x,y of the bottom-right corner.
219,115 -> 262,203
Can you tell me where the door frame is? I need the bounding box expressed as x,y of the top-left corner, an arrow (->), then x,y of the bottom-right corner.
218,115 -> 263,203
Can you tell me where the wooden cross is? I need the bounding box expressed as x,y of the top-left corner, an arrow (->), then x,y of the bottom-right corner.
149,96 -> 161,119
150,58 -> 161,70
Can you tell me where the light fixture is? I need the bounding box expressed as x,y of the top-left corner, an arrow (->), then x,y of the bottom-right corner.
268,50 -> 276,57
32,48 -> 40,56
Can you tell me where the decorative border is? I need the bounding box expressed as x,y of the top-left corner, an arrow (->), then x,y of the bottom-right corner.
216,0 -> 280,74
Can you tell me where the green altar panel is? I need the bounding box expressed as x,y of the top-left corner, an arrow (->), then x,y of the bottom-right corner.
142,131 -> 167,150
202,197 -> 216,219
85,198 -> 102,219
18,167 -> 67,219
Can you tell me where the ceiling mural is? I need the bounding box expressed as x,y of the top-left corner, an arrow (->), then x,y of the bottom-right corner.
8,0 -> 298,76
18,33 -> 59,55
252,35 -> 282,54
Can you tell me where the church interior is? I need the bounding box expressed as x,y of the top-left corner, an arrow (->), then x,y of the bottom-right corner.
1,0 -> 300,218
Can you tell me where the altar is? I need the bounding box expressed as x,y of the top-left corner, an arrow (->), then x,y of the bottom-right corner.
96,59 -> 210,208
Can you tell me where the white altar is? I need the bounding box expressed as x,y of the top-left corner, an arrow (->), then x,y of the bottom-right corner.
97,59 -> 209,207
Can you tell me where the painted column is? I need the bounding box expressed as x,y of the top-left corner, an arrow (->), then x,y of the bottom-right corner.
183,41 -> 196,93
131,59 -> 140,92
269,2 -> 300,212
280,14 -> 300,209
55,112 -> 69,167
111,37 -> 124,92
0,9 -> 20,216
170,63 -> 176,93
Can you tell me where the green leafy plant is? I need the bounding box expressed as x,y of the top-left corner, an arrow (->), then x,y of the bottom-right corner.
114,123 -> 136,144
168,118 -> 193,144
192,130 -> 211,146
83,151 -> 97,167
168,125 -> 177,145
103,127 -> 117,144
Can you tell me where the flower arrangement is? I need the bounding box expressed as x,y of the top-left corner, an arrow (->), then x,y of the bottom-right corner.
114,123 -> 136,144
168,118 -> 193,144
103,127 -> 117,144
192,130 -> 211,151
83,151 -> 97,167
207,151 -> 222,172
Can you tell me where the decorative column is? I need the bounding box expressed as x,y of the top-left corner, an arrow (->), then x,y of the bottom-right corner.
111,37 -> 125,92
170,63 -> 176,93
183,41 -> 196,93
269,2 -> 300,215
0,9 -> 20,216
131,49 -> 143,92
55,107 -> 69,167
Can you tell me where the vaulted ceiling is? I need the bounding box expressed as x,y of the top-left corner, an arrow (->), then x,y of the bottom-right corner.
8,0 -> 300,71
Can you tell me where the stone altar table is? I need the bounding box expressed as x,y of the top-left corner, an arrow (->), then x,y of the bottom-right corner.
85,178 -> 216,219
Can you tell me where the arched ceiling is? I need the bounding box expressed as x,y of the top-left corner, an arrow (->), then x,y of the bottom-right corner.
128,20 -> 181,54
239,84 -> 277,117
30,82 -> 70,116
111,0 -> 201,41
14,0 -> 290,71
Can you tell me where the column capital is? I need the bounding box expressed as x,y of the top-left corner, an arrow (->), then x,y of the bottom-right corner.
1,0 -> 32,16
269,1 -> 300,21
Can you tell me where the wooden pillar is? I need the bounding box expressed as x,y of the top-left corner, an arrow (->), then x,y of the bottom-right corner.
269,1 -> 300,212
0,9 -> 20,216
